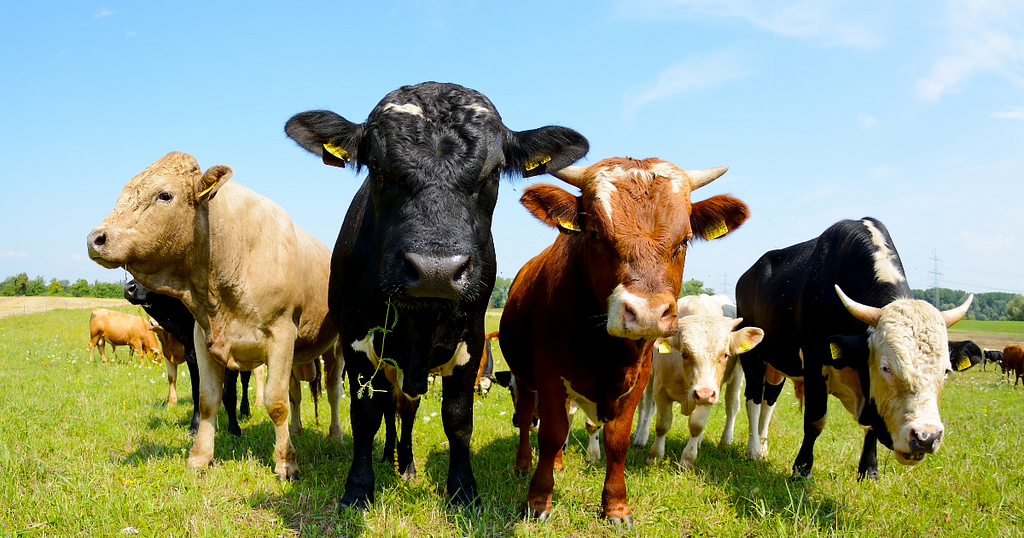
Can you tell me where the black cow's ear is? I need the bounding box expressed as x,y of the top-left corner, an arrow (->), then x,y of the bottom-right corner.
285,110 -> 364,169
826,334 -> 870,368
520,184 -> 581,233
507,126 -> 589,178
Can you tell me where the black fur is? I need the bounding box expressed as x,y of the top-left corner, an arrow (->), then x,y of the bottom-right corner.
948,340 -> 983,372
285,82 -> 588,510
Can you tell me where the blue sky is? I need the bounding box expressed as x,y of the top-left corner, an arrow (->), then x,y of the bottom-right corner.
2,0 -> 1022,296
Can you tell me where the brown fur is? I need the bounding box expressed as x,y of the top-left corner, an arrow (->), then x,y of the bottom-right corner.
1003,344 -> 1023,386
88,308 -> 161,364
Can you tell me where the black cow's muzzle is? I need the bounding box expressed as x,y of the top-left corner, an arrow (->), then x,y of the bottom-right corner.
403,252 -> 473,300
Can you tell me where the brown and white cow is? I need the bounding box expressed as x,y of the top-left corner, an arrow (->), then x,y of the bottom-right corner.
88,308 -> 161,364
86,151 -> 341,480
500,157 -> 749,527
632,294 -> 763,468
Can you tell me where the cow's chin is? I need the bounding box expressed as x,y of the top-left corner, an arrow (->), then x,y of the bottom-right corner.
894,451 -> 926,466
90,254 -> 123,270
391,296 -> 458,311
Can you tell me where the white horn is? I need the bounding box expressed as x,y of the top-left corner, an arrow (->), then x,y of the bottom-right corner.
835,285 -> 882,327
551,165 -> 585,188
941,294 -> 973,328
685,165 -> 729,190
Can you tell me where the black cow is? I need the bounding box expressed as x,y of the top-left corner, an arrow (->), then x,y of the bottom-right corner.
983,349 -> 1003,371
948,340 -> 983,372
285,82 -> 588,509
124,280 -> 254,437
736,218 -> 972,480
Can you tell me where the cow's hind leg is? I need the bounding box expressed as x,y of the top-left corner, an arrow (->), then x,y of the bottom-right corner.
646,390 -> 675,464
720,363 -> 743,447
858,429 -> 879,480
758,378 -> 785,459
185,352 -> 201,436
631,376 -> 656,447
239,370 -> 252,418
187,325 -> 225,471
223,369 -> 242,437
513,379 -> 537,476
396,397 -> 419,480
165,359 -> 179,408
288,370 -> 303,437
323,346 -> 344,441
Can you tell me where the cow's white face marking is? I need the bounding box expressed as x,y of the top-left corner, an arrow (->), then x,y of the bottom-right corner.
463,104 -> 490,115
383,103 -> 424,116
562,377 -> 604,425
590,162 -> 689,219
861,219 -> 905,285
606,285 -> 674,339
868,299 -> 948,462
590,167 -> 620,220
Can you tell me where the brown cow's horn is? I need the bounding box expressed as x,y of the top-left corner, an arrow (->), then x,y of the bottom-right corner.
685,166 -> 729,190
941,294 -> 973,328
835,285 -> 882,327
552,165 -> 585,188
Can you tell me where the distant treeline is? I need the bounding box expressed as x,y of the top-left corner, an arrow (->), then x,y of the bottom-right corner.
912,287 -> 1024,321
0,273 -> 124,298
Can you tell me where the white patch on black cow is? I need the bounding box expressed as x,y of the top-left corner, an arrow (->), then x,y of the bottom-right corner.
383,103 -> 424,116
463,104 -> 490,115
861,219 -> 905,285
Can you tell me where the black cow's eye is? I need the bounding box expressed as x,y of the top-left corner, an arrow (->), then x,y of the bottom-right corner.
157,192 -> 172,202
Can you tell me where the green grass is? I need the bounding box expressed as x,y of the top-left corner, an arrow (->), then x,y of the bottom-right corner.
2,309 -> 1024,536
948,319 -> 1024,338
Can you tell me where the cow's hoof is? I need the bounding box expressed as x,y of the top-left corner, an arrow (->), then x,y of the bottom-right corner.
789,470 -> 812,482
520,505 -> 551,522
514,467 -> 531,478
227,424 -> 242,437
607,515 -> 634,530
338,499 -> 370,514
276,471 -> 301,482
857,469 -> 879,481
188,426 -> 199,437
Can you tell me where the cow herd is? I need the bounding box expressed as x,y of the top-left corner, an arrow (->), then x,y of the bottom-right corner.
81,82 -> 1015,528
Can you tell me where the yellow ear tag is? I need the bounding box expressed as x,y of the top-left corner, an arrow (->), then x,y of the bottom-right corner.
829,343 -> 842,360
658,341 -> 672,354
955,356 -> 970,371
525,155 -> 552,171
323,141 -> 351,162
704,220 -> 729,240
197,181 -> 217,199
558,219 -> 581,233
739,341 -> 751,352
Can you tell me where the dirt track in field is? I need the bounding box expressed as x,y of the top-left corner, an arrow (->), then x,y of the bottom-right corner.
0,297 -> 129,319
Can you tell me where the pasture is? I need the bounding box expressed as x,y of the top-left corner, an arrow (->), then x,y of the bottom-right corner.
1,308 -> 1023,537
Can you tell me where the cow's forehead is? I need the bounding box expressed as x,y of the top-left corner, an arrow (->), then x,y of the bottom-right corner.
676,316 -> 733,349
118,152 -> 201,202
873,300 -> 949,369
583,158 -> 689,221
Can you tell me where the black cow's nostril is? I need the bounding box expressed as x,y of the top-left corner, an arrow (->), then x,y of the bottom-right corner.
404,252 -> 472,300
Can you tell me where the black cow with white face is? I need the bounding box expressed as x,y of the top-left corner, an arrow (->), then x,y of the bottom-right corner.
285,82 -> 588,509
736,218 -> 972,481
123,279 -> 253,436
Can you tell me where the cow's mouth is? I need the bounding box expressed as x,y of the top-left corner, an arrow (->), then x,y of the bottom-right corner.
895,451 -> 926,465
391,296 -> 459,310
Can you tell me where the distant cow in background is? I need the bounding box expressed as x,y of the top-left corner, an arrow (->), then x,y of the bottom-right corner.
633,294 -> 763,468
88,308 -> 161,364
475,331 -> 500,393
982,349 -> 1002,372
948,340 -> 983,372
1003,345 -> 1023,386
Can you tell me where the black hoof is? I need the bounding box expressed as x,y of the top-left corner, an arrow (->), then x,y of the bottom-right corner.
857,469 -> 879,481
188,425 -> 199,437
338,493 -> 372,513
227,424 -> 242,437
520,505 -> 551,522
607,515 -> 634,530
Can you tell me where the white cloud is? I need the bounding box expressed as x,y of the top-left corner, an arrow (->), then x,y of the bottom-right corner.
992,105 -> 1024,119
94,7 -> 115,18
624,50 -> 751,117
4,251 -> 27,258
615,0 -> 885,49
956,228 -> 1016,255
858,114 -> 878,129
917,0 -> 1024,102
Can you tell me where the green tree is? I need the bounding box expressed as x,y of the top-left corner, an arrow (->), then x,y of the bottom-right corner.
489,276 -> 512,309
70,279 -> 91,297
679,279 -> 716,298
1,273 -> 30,296
1007,295 -> 1024,321
46,279 -> 65,296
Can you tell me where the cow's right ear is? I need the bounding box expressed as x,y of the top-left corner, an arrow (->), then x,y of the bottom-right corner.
826,334 -> 869,369
507,126 -> 589,178
196,165 -> 232,203
285,110 -> 364,169
520,184 -> 582,234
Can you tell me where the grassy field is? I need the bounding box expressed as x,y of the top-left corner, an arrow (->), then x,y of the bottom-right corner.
2,310 -> 1023,537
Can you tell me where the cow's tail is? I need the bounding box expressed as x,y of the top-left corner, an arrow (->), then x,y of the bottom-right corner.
310,358 -> 323,425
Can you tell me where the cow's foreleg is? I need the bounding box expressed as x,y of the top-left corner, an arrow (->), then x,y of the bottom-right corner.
758,379 -> 785,459
742,358 -> 767,460
720,361 -> 743,447
791,372 -> 827,480
186,325 -> 225,471
263,331 -> 300,481
441,357 -> 479,507
340,358 -> 387,510
223,369 -> 242,437
323,346 -> 344,441
524,375 -> 568,521
599,360 -> 649,529
631,376 -> 656,447
165,359 -> 178,408
646,389 -> 674,464
858,429 -> 879,480
680,405 -> 712,469
397,397 -> 419,480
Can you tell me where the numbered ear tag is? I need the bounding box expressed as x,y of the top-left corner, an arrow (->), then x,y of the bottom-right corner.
739,341 -> 751,352
829,343 -> 842,360
323,141 -> 351,162
704,220 -> 729,240
525,155 -> 552,171
955,356 -> 970,371
558,219 -> 581,233
658,341 -> 672,354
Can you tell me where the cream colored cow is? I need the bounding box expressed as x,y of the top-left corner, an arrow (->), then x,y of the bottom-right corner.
87,151 -> 341,480
633,294 -> 763,468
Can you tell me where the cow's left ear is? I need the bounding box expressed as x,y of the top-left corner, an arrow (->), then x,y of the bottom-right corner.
285,110 -> 364,169
826,334 -> 870,369
520,184 -> 582,233
689,195 -> 750,241
507,126 -> 589,178
730,326 -> 764,356
196,165 -> 232,203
